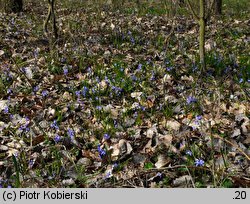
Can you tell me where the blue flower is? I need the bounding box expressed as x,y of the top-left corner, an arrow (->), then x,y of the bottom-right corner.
75,90 -> 81,97
133,111 -> 138,118
25,117 -> 30,123
137,63 -> 142,71
150,72 -> 155,81
42,90 -> 49,97
140,105 -> 146,111
166,66 -> 173,71
7,88 -> 12,94
97,145 -> 106,158
112,86 -> 123,96
131,75 -> 137,81
112,163 -> 118,170
19,125 -> 26,131
19,118 -> 30,132
130,37 -> 135,44
113,120 -> 118,128
87,66 -> 92,73
29,159 -> 35,168
63,67 -> 68,75
195,115 -> 202,125
195,115 -> 202,120
60,57 -> 66,63
186,150 -> 192,156
92,87 -> 96,94
82,87 -> 89,97
3,106 -> 9,114
104,76 -> 110,84
67,128 -> 75,139
50,120 -> 59,130
96,105 -> 102,110
95,76 -> 100,83
105,171 -> 112,179
187,96 -> 197,104
195,159 -> 205,167
104,133 -> 110,140
54,134 -> 61,143
156,172 -> 162,178
192,65 -> 198,72
34,49 -> 39,58
33,86 -> 39,92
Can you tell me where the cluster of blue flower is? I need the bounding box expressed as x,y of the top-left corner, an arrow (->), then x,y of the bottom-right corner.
97,145 -> 106,158
186,150 -> 205,167
50,120 -> 76,144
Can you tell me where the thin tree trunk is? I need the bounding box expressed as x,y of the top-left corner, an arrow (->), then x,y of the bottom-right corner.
179,0 -> 184,6
44,0 -> 58,39
214,0 -> 222,15
51,0 -> 57,39
4,0 -> 23,13
199,0 -> 206,70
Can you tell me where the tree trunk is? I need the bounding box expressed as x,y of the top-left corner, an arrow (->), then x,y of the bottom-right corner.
199,0 -> 206,71
179,0 -> 184,6
136,0 -> 142,10
4,0 -> 23,13
111,0 -> 125,9
44,0 -> 58,39
214,0 -> 222,15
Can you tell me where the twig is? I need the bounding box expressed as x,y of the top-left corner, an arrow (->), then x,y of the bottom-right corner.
164,19 -> 175,47
142,164 -> 210,172
213,135 -> 250,161
10,57 -> 34,87
209,121 -> 217,187
186,0 -> 199,21
184,165 -> 196,188
206,0 -> 216,21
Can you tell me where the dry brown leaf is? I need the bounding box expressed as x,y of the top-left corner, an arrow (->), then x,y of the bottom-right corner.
158,134 -> 173,147
166,119 -> 181,131
155,154 -> 171,169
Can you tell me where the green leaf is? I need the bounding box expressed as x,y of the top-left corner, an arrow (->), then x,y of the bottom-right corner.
144,162 -> 154,169
12,154 -> 21,188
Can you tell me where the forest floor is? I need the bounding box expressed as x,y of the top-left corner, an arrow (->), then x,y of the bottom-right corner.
0,0 -> 249,187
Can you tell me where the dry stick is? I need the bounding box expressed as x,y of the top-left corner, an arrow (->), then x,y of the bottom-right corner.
220,148 -> 228,169
44,0 -> 52,34
241,86 -> 250,100
164,18 -> 175,47
213,135 -> 250,161
144,164 -> 210,172
51,0 -> 58,39
186,0 -> 199,21
141,165 -> 206,187
184,165 -> 196,188
209,121 -> 217,187
44,0 -> 58,39
205,0 -> 216,21
10,57 -> 34,88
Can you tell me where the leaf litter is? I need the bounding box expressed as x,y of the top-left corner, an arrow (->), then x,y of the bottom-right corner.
0,1 -> 249,188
